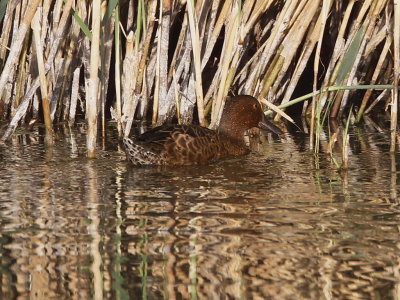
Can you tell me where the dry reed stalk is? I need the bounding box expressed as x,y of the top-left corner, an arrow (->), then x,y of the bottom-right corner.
135,0 -> 156,95
200,0 -> 229,70
122,29 -> 148,137
0,1 -> 15,71
364,22 -> 390,56
259,0 -> 318,101
336,0 -> 387,117
225,1 -> 272,99
86,0 -> 101,158
121,31 -> 136,136
200,0 -> 221,70
310,0 -> 333,151
167,14 -> 187,84
14,35 -> 29,112
213,1 -> 271,126
210,1 -> 240,129
328,0 -> 376,117
341,110 -> 352,169
172,69 -> 181,124
40,0 -> 51,43
234,24 -> 271,93
282,18 -> 319,117
2,0 -> 73,141
357,31 -> 392,122
176,35 -> 196,123
391,0 -> 400,152
0,0 -> 398,145
9,1 -> 24,116
166,2 -> 198,124
52,0 -> 63,30
60,18 -> 82,122
162,6 -> 190,123
51,0 -> 76,122
114,6 -> 122,136
69,67 -> 80,125
100,9 -> 114,141
326,130 -> 339,155
278,0 -> 320,81
125,1 -> 134,31
187,0 -> 205,126
317,0 -> 356,112
256,0 -> 299,84
66,0 -> 87,124
152,2 -> 163,125
45,0 -> 74,72
247,0 -> 295,92
242,0 -> 271,34
0,0 -> 41,111
260,97 -> 294,124
130,0 -> 157,124
50,67 -> 64,121
365,89 -> 390,114
201,0 -> 231,110
99,3 -> 115,139
154,0 -> 171,125
32,9 -> 53,142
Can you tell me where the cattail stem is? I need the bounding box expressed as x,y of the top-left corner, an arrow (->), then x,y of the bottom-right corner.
0,0 -> 41,105
32,8 -> 53,143
391,0 -> 400,152
86,0 -> 102,158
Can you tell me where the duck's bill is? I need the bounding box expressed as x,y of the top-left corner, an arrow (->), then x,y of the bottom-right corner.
258,115 -> 283,135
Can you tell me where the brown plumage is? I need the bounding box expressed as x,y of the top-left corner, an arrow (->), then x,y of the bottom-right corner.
123,95 -> 282,166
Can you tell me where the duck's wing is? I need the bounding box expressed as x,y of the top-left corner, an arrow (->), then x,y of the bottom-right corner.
136,124 -> 212,144
124,124 -> 220,165
161,125 -> 223,165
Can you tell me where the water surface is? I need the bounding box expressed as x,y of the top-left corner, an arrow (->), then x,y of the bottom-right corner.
0,123 -> 399,299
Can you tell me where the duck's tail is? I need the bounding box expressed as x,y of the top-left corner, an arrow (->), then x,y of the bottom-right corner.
122,137 -> 161,166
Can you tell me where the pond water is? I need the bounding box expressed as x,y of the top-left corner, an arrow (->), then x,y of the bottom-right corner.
0,122 -> 400,299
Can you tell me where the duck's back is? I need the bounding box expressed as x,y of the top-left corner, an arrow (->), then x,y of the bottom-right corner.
123,124 -> 247,166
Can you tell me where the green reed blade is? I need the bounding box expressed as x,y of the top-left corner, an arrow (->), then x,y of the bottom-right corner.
0,0 -> 7,23
336,25 -> 365,85
102,0 -> 119,25
265,84 -> 396,115
70,6 -> 91,40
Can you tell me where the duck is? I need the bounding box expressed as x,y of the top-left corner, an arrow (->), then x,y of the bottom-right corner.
123,95 -> 282,166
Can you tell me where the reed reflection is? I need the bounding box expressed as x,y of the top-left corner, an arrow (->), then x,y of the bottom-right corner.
0,125 -> 400,299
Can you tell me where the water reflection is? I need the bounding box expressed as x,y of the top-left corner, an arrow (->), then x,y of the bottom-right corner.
0,124 -> 400,299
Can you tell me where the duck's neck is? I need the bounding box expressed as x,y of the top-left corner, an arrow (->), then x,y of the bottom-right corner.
218,121 -> 246,144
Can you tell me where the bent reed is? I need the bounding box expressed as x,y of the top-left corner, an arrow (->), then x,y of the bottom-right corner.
0,0 -> 398,156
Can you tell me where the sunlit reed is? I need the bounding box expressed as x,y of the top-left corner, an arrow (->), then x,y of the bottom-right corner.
0,0 -> 398,157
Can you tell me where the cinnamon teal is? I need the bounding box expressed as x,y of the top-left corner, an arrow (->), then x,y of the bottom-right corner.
123,95 -> 282,166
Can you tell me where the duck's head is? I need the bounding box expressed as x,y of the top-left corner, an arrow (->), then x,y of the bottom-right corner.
219,95 -> 282,139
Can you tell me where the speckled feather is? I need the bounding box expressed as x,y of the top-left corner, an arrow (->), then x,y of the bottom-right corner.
123,124 -> 247,166
123,95 -> 282,166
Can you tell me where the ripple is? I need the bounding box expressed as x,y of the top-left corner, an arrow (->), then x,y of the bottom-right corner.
0,127 -> 399,298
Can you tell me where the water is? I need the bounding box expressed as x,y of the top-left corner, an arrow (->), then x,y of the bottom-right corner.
0,123 -> 400,299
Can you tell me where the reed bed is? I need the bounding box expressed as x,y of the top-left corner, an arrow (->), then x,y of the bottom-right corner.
0,0 -> 398,156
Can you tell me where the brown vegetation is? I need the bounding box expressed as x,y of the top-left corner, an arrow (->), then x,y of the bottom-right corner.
0,0 -> 398,154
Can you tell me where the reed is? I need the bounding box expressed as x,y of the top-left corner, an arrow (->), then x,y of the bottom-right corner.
341,108 -> 352,169
31,8 -> 53,143
0,0 -> 398,157
392,0 -> 400,152
187,0 -> 205,126
0,0 -> 41,111
86,0 -> 101,158
114,1 -> 122,136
